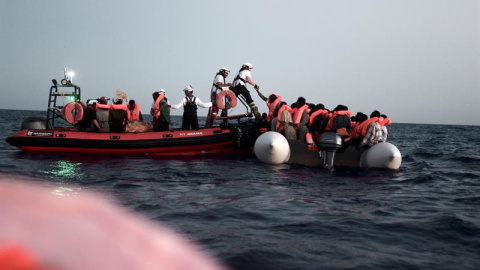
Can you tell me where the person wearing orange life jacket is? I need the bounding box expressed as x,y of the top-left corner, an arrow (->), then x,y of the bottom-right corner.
127,100 -> 143,122
350,112 -> 368,140
307,103 -> 329,142
357,110 -> 385,148
256,90 -> 282,130
325,104 -> 353,136
285,97 -> 309,143
271,101 -> 289,132
358,110 -> 381,139
150,89 -> 170,131
379,114 -> 392,142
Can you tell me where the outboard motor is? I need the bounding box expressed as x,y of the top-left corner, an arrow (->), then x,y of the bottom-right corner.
20,117 -> 52,130
318,132 -> 342,168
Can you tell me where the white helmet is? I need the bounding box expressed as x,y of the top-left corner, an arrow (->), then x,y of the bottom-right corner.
219,67 -> 230,73
242,62 -> 253,70
158,88 -> 166,94
183,85 -> 194,93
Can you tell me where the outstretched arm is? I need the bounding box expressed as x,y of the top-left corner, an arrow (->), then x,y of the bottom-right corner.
170,98 -> 185,109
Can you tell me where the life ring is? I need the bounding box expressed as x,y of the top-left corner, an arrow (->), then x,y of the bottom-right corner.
216,90 -> 237,109
61,102 -> 84,125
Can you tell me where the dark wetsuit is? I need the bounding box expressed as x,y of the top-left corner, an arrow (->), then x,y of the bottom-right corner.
182,96 -> 198,130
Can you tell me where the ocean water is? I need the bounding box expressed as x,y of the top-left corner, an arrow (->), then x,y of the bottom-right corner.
1,109 -> 479,270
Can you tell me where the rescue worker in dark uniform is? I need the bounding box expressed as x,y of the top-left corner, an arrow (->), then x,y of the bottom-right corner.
170,85 -> 212,130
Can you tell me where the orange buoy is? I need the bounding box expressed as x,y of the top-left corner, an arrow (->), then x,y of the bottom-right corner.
61,102 -> 84,124
216,90 -> 237,109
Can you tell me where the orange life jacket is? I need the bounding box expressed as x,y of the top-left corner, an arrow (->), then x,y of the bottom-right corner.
379,117 -> 392,126
308,109 -> 329,126
154,94 -> 165,118
325,110 -> 352,131
360,117 -> 379,137
293,104 -> 309,124
350,121 -> 362,139
266,94 -> 282,121
127,104 -> 141,121
96,103 -> 111,110
110,104 -> 128,110
276,104 -> 290,131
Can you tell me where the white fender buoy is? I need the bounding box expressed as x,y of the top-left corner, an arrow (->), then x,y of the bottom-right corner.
254,132 -> 290,165
360,142 -> 402,170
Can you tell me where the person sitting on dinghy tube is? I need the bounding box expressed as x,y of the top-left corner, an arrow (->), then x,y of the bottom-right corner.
170,85 -> 212,130
78,99 -> 102,132
358,110 -> 385,148
232,62 -> 262,120
206,67 -> 231,128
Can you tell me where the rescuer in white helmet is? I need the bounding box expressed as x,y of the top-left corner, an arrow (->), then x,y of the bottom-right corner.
232,62 -> 262,120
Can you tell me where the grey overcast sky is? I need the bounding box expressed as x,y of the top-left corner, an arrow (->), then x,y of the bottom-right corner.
1,0 -> 479,125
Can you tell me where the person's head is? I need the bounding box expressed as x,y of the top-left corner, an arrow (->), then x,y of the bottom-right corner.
268,94 -> 277,103
219,67 -> 230,77
315,103 -> 325,110
370,110 -> 381,118
115,99 -> 123,105
183,85 -> 194,96
359,113 -> 368,123
98,97 -> 108,105
158,89 -> 166,95
241,62 -> 253,71
152,92 -> 159,100
334,104 -> 348,111
307,103 -> 315,111
87,99 -> 97,107
380,114 -> 387,118
262,113 -> 267,119
128,100 -> 136,109
296,97 -> 306,107
290,102 -> 297,109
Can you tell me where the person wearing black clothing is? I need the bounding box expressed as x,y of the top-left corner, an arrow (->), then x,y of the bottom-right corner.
77,100 -> 101,132
170,85 -> 212,130
232,62 -> 262,120
109,100 -> 128,132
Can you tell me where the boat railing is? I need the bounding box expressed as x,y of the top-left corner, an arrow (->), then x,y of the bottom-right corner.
46,83 -> 81,128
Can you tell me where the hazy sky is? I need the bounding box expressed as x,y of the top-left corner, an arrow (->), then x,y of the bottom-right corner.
1,0 -> 479,125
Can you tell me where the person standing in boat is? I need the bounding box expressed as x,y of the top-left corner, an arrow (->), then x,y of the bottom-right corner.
78,99 -> 102,132
155,89 -> 171,131
170,85 -> 212,130
206,67 -> 231,128
232,62 -> 262,120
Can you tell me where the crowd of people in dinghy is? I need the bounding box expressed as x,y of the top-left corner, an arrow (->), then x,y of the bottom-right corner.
255,92 -> 392,149
72,61 -> 391,149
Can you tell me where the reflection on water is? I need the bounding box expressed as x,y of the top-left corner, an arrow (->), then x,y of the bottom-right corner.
41,160 -> 84,180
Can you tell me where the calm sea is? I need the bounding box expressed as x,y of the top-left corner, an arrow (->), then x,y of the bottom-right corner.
1,109 -> 479,270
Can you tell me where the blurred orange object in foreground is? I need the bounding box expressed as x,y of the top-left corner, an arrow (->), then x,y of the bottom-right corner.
0,176 -> 226,270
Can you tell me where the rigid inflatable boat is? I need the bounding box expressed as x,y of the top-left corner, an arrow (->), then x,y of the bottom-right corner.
6,72 -> 262,155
